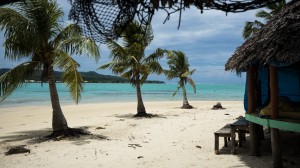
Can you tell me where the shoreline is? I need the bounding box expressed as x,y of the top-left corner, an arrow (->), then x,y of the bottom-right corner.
0,100 -> 243,108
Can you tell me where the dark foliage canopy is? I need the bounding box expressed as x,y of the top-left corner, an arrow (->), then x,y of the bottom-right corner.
68,0 -> 283,43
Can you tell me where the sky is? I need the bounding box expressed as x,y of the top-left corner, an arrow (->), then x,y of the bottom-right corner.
0,1 -> 262,84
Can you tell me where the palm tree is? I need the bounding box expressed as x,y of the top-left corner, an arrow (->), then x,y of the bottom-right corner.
0,0 -> 100,135
164,51 -> 196,109
99,21 -> 164,117
243,0 -> 286,39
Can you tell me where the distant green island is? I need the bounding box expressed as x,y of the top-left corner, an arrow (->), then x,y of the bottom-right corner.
0,68 -> 164,84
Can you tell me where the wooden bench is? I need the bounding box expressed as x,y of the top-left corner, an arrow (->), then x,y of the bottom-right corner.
214,124 -> 231,154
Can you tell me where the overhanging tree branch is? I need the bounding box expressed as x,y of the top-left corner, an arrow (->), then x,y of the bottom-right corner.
68,0 -> 283,43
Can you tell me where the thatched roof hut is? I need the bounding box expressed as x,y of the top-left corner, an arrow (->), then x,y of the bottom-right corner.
225,1 -> 300,167
225,1 -> 300,73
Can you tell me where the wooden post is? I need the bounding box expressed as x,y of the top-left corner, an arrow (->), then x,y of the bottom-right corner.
269,65 -> 282,168
231,125 -> 236,154
247,66 -> 260,156
247,66 -> 255,114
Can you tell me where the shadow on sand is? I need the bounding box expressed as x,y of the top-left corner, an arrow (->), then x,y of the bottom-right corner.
113,113 -> 167,119
217,131 -> 300,168
0,126 -> 108,147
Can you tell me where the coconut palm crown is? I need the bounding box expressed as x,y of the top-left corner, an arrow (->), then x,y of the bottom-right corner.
242,0 -> 286,39
0,0 -> 100,134
99,20 -> 165,117
164,50 -> 196,109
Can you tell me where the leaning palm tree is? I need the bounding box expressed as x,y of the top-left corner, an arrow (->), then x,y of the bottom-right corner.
243,0 -> 286,39
164,51 -> 196,109
99,20 -> 164,117
0,0 -> 99,135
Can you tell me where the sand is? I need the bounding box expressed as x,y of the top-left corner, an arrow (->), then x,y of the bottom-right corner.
0,101 -> 299,168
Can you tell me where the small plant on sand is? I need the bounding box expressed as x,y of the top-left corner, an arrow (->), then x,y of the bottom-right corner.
164,50 -> 196,109
0,0 -> 99,136
99,20 -> 165,117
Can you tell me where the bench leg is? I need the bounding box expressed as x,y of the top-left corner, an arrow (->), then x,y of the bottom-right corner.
215,134 -> 219,154
224,137 -> 228,147
238,130 -> 243,147
231,127 -> 236,155
242,132 -> 246,141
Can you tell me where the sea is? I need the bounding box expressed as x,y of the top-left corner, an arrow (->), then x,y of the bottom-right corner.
0,83 -> 245,107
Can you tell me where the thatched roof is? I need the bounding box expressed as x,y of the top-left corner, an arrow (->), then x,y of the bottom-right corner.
225,1 -> 300,73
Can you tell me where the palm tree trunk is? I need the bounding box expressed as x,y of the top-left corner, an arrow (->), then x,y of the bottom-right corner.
135,76 -> 147,116
181,79 -> 192,109
48,65 -> 69,132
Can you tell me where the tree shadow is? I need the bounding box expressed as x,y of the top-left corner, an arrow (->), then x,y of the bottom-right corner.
0,128 -> 52,145
113,113 -> 167,119
0,126 -> 109,147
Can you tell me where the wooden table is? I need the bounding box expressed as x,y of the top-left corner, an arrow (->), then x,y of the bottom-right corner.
230,118 -> 249,154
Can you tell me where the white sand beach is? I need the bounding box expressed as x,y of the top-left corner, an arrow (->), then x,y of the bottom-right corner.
0,101 -> 299,168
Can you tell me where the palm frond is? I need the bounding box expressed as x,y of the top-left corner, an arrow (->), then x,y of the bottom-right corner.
243,1 -> 285,39
130,76 -> 137,87
181,71 -> 189,78
0,7 -> 37,60
143,48 -> 166,63
112,66 -> 128,75
140,74 -> 148,85
268,1 -> 286,14
145,61 -> 163,74
190,69 -> 196,75
0,61 -> 37,101
122,20 -> 153,48
164,69 -> 178,80
172,84 -> 181,97
164,50 -> 192,81
130,55 -> 139,64
98,62 -> 114,70
53,50 -> 83,104
57,35 -> 100,62
242,21 -> 264,39
99,61 -> 128,75
107,39 -> 127,60
166,50 -> 174,59
128,42 -> 143,60
256,10 -> 272,21
120,70 -> 133,80
101,20 -> 163,89
187,77 -> 197,94
143,23 -> 154,47
52,24 -> 81,48
42,0 -> 64,39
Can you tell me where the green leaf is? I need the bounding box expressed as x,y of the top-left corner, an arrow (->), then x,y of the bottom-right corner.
0,61 -> 37,101
56,25 -> 100,62
53,50 -> 83,104
172,84 -> 181,97
187,78 -> 197,94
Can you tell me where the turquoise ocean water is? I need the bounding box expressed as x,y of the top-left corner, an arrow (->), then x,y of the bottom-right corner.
0,83 -> 245,107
